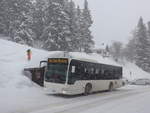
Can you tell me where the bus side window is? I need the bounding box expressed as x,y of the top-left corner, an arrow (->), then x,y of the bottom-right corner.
80,63 -> 85,73
113,69 -> 116,78
71,66 -> 76,73
84,68 -> 87,73
83,63 -> 90,80
94,68 -> 99,79
100,69 -> 105,79
95,68 -> 99,74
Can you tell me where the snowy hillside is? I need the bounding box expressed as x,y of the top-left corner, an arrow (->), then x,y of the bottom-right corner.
123,62 -> 150,80
0,39 -> 150,113
0,39 -> 77,113
0,39 -> 48,88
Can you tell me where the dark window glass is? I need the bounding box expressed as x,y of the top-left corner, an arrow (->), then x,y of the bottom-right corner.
45,63 -> 68,84
68,60 -> 122,84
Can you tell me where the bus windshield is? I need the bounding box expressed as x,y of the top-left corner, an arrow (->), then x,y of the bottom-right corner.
45,59 -> 68,84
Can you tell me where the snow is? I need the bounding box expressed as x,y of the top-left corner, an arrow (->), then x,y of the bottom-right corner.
0,39 -> 66,113
81,89 -> 150,113
123,62 -> 150,80
0,38 -> 150,113
46,51 -> 120,66
27,85 -> 150,113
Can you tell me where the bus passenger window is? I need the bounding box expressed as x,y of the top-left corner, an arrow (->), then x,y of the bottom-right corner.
91,68 -> 94,74
84,68 -> 87,73
95,69 -> 99,74
71,66 -> 76,73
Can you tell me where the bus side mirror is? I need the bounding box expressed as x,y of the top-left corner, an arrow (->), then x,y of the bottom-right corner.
40,61 -> 47,67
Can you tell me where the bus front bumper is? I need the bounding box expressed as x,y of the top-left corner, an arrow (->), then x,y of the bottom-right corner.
44,82 -> 72,95
44,82 -> 82,95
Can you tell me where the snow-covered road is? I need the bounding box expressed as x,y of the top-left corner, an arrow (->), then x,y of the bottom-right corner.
19,85 -> 150,113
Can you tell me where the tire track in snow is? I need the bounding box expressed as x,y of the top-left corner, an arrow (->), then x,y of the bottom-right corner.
15,89 -> 125,113
25,87 -> 150,113
53,87 -> 150,113
15,91 -> 110,113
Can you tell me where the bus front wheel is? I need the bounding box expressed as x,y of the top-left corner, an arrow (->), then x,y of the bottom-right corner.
84,83 -> 92,95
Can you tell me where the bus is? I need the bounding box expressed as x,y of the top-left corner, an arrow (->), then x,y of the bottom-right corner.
44,57 -> 124,95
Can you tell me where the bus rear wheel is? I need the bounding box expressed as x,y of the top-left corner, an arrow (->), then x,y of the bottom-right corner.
109,83 -> 114,91
84,83 -> 92,95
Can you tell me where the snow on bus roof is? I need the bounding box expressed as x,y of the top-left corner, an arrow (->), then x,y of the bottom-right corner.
48,51 -> 121,67
69,52 -> 121,67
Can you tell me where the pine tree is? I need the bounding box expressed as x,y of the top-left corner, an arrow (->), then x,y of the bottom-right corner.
147,21 -> 150,39
79,0 -> 94,53
0,0 -> 34,45
134,17 -> 150,72
76,6 -> 83,52
66,0 -> 80,51
0,0 -> 12,36
15,0 -> 34,46
124,33 -> 137,62
0,0 -> 6,34
110,41 -> 123,61
41,0 -> 71,51
31,0 -> 47,48
0,0 -> 95,51
105,45 -> 109,52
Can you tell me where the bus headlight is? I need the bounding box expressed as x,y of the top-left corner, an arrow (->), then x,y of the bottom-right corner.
62,90 -> 67,94
62,88 -> 68,94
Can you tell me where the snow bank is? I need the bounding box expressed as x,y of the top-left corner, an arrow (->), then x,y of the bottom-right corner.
0,39 -> 66,113
0,39 -> 48,87
123,62 -> 150,80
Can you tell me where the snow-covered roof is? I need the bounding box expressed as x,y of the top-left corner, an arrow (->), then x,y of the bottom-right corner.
47,51 -> 121,67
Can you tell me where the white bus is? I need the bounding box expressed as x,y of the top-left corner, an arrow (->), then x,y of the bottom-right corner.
44,58 -> 124,95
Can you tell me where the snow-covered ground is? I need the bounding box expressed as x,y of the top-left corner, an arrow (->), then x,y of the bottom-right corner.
28,85 -> 150,113
0,39 -> 150,113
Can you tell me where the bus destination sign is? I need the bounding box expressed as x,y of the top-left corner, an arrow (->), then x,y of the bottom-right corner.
48,58 -> 68,63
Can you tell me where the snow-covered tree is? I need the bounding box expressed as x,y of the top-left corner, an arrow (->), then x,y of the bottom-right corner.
75,6 -> 83,52
0,0 -> 95,51
41,0 -> 71,51
65,0 -> 79,51
134,17 -> 150,72
0,0 -> 12,36
147,21 -> 150,39
0,0 -> 34,45
0,0 -> 6,34
79,0 -> 94,53
31,0 -> 47,48
110,41 -> 123,61
122,28 -> 140,62
14,0 -> 34,46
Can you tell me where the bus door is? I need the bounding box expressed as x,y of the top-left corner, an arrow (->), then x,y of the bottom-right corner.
24,67 -> 45,87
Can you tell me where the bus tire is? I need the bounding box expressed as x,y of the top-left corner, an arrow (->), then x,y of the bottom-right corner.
109,82 -> 113,91
122,82 -> 125,86
84,83 -> 92,95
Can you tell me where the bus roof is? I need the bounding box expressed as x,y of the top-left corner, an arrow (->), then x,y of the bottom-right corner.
71,58 -> 98,63
70,57 -> 121,67
47,51 -> 121,67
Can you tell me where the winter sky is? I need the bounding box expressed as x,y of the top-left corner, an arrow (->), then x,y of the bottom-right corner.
74,0 -> 150,48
